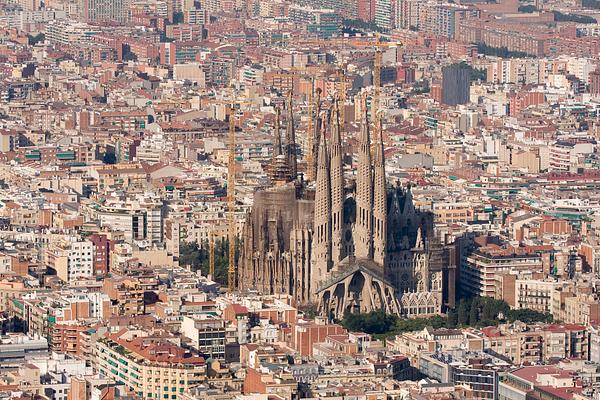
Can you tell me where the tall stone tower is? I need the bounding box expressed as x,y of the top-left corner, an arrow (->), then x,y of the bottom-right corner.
354,95 -> 373,260
373,120 -> 387,266
330,101 -> 345,264
285,92 -> 297,180
309,89 -> 323,182
273,108 -> 282,158
311,122 -> 332,295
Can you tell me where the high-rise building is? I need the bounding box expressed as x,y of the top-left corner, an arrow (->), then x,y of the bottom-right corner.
442,64 -> 471,106
288,5 -> 342,38
357,0 -> 375,21
374,0 -> 393,30
397,0 -> 420,29
81,0 -> 130,23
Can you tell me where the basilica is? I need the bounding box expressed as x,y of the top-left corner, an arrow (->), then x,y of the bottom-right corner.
237,95 -> 456,319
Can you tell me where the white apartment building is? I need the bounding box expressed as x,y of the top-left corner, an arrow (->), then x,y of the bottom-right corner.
45,21 -> 100,45
48,240 -> 94,282
514,279 -> 562,314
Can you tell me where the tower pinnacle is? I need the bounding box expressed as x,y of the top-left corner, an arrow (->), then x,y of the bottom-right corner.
285,91 -> 297,180
330,98 -> 345,263
273,107 -> 282,159
354,94 -> 374,260
373,118 -> 387,266
311,118 -> 332,295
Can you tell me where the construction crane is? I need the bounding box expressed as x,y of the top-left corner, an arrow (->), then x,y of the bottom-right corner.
306,79 -> 315,182
331,35 -> 401,129
227,106 -> 236,292
294,37 -> 400,133
207,97 -> 252,291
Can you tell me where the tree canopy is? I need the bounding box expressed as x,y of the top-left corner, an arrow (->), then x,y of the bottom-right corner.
28,33 -> 45,46
178,238 -> 239,286
342,19 -> 385,34
476,43 -> 532,58
518,5 -> 538,13
553,11 -> 596,24
340,297 -> 553,339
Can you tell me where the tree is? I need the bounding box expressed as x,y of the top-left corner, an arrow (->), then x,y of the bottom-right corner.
481,300 -> 497,321
248,312 -> 260,328
518,5 -> 538,12
469,298 -> 480,326
178,242 -> 205,270
28,33 -> 45,46
178,238 -> 240,286
342,19 -> 385,34
553,11 -> 596,23
447,308 -> 458,328
412,79 -> 430,94
470,68 -> 487,82
506,309 -> 553,323
341,310 -> 397,334
476,43 -> 531,58
457,299 -> 469,326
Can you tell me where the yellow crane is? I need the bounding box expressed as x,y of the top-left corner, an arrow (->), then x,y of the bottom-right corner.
227,106 -> 236,291
337,36 -> 401,129
306,79 -> 315,182
208,98 -> 252,291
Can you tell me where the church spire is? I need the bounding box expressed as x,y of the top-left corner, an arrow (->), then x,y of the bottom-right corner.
285,91 -> 297,180
311,119 -> 332,295
310,88 -> 322,182
330,98 -> 345,263
273,107 -> 282,158
353,94 -> 373,260
269,107 -> 293,183
373,118 -> 387,266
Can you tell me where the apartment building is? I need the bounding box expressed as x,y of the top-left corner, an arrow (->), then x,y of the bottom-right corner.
433,202 -> 475,224
47,240 -> 94,283
461,247 -> 543,298
94,329 -> 206,400
388,327 -> 483,368
82,0 -> 129,23
497,276 -> 563,314
478,323 -> 588,365
419,349 -> 510,399
181,316 -> 227,359
45,21 -> 100,45
563,293 -> 600,325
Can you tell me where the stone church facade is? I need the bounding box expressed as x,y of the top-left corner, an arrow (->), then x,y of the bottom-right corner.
238,96 -> 456,319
